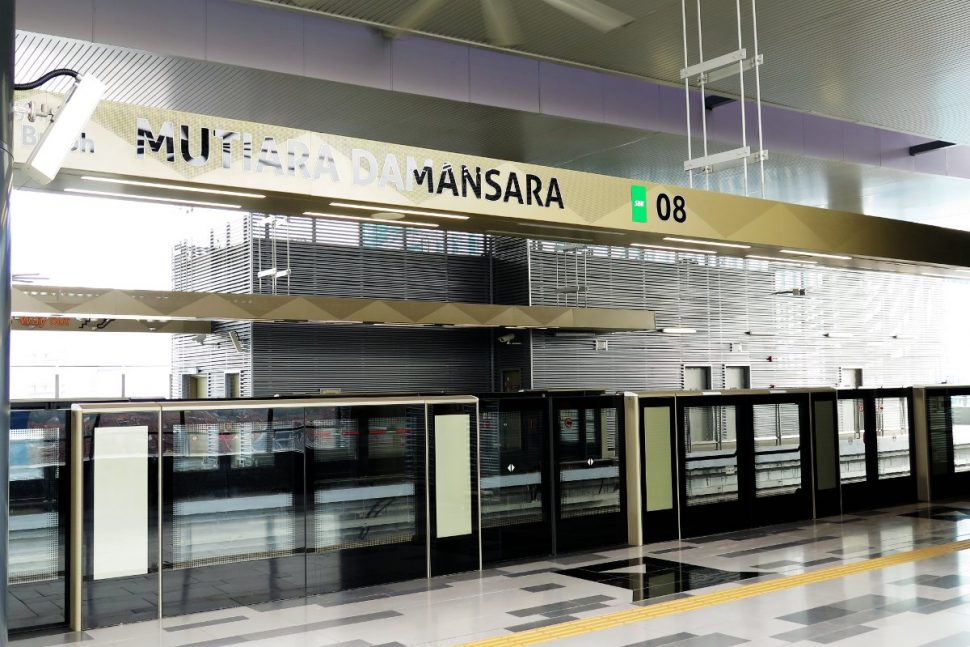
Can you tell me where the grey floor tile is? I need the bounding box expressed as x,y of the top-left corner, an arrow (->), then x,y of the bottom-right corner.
163,615 -> 248,632
777,605 -> 857,625
508,594 -> 614,617
831,594 -> 893,612
753,560 -> 801,569
320,641 -> 372,647
810,624 -> 876,644
671,633 -> 748,646
522,583 -> 566,593
917,632 -> 970,647
179,610 -> 402,646
803,557 -> 842,567
505,615 -> 578,632
720,536 -> 838,559
7,633 -> 93,646
649,546 -> 696,555
540,602 -> 609,617
504,568 -> 557,578
926,574 -> 965,589
621,633 -> 698,647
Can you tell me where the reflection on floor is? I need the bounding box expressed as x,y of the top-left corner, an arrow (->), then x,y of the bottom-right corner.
555,555 -> 763,602
13,500 -> 970,646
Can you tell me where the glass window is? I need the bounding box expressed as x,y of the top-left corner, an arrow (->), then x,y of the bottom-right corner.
837,398 -> 867,484
559,406 -> 621,519
876,397 -> 910,479
683,405 -> 738,506
753,403 -> 802,497
952,396 -> 970,473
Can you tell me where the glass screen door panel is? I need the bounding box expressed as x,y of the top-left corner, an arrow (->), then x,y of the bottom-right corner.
837,398 -> 867,484
683,405 -> 738,507
875,397 -> 911,479
480,399 -> 550,564
952,396 -> 970,473
81,410 -> 160,629
555,400 -> 625,552
305,404 -> 426,595
752,403 -> 802,498
8,409 -> 69,633
161,407 -> 306,617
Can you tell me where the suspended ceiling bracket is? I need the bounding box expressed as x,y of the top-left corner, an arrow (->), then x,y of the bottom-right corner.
681,0 -> 768,197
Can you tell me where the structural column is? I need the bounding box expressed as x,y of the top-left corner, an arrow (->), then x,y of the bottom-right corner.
0,2 -> 13,645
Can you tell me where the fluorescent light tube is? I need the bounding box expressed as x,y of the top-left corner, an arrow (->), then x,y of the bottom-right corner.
26,75 -> 105,184
81,176 -> 264,199
663,236 -> 750,249
746,255 -> 818,265
661,327 -> 697,334
633,244 -> 716,255
64,188 -> 240,210
303,211 -> 438,228
745,330 -> 775,336
824,332 -> 854,338
922,273 -> 961,279
780,249 -> 852,261
329,202 -> 468,220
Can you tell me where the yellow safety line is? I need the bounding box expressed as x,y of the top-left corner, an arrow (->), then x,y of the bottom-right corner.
459,539 -> 970,647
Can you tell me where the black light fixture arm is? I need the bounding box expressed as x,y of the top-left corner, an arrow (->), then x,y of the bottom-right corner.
13,67 -> 80,91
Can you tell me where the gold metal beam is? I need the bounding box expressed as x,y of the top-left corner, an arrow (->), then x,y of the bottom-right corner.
10,315 -> 211,333
11,285 -> 656,332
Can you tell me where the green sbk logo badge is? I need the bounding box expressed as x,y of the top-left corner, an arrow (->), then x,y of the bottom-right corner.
631,184 -> 647,223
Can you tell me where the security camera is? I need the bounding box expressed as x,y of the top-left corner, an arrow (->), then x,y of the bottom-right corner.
497,333 -> 516,344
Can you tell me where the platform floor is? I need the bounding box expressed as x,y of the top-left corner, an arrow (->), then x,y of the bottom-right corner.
13,501 -> 970,647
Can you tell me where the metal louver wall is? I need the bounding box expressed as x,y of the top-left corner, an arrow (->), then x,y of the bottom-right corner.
252,216 -> 491,302
173,215 -> 503,395
491,237 -> 531,305
250,323 -> 492,396
528,244 -> 969,391
170,322 -> 253,398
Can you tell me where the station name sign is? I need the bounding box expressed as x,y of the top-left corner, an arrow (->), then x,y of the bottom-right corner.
135,118 -> 565,209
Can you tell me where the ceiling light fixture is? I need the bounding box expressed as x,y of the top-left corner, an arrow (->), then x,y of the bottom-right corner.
81,176 -> 265,199
745,330 -> 775,337
746,254 -> 818,265
64,188 -> 241,210
303,211 -> 439,228
780,249 -> 852,261
633,243 -> 716,255
824,332 -> 854,338
663,236 -> 751,249
660,327 -> 697,334
329,202 -> 468,220
922,273 -> 962,279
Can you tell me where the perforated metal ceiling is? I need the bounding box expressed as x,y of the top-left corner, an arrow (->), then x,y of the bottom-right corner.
252,0 -> 970,144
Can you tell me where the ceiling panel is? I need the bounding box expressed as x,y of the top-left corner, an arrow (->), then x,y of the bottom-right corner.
252,0 -> 970,144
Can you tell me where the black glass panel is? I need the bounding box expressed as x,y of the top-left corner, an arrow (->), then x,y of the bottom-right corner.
161,407 -> 306,617
555,398 -> 625,553
81,411 -> 160,629
305,404 -> 426,594
8,409 -> 69,633
556,555 -> 762,602
480,398 -> 551,564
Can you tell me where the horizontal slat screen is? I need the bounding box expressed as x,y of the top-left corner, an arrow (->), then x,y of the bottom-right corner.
250,323 -> 492,396
528,243 -> 965,391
